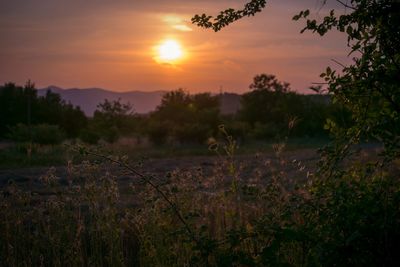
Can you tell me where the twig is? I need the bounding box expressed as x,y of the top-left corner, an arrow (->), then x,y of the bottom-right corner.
72,147 -> 197,242
331,58 -> 346,68
335,0 -> 356,10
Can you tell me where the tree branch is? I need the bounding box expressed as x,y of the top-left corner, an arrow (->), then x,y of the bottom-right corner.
73,147 -> 197,242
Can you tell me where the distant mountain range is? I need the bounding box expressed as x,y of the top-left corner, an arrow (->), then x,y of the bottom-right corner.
38,86 -> 242,116
38,86 -> 167,116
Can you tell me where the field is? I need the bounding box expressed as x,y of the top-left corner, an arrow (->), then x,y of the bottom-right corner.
2,137 -> 397,266
0,139 -> 322,191
0,139 -> 322,211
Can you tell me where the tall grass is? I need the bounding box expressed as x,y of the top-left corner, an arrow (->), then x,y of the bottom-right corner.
1,127 -> 399,266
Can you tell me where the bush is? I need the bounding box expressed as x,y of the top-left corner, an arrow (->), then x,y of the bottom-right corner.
250,122 -> 281,139
173,123 -> 212,144
8,123 -> 65,145
146,121 -> 169,145
102,126 -> 119,143
222,120 -> 250,143
32,124 -> 65,145
79,128 -> 101,145
7,123 -> 31,142
148,90 -> 221,144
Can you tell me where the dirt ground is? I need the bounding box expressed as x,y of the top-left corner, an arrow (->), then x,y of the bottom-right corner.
0,149 -> 319,189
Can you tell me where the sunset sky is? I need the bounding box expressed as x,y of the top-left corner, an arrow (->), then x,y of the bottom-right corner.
0,0 -> 351,94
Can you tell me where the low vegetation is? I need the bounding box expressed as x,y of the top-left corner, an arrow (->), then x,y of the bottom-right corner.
1,128 -> 399,266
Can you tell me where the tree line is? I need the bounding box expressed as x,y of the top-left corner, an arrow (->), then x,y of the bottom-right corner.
0,75 -> 349,145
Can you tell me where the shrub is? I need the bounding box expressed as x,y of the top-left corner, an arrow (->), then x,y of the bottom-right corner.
79,128 -> 101,145
32,124 -> 65,145
7,123 -> 31,142
148,90 -> 221,144
8,123 -> 65,145
146,121 -> 169,145
102,126 -> 119,143
221,120 -> 250,144
250,122 -> 280,139
173,123 -> 212,144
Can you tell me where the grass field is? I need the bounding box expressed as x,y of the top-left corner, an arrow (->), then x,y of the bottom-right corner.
0,137 -> 329,169
1,137 -> 397,266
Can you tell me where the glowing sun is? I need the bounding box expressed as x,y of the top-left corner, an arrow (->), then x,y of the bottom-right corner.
156,39 -> 183,63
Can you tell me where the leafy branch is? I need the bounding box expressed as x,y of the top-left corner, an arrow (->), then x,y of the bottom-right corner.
191,0 -> 267,32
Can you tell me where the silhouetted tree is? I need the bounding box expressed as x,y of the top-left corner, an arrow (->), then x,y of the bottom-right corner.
37,90 -> 87,138
240,74 -> 314,138
0,82 -> 87,139
148,89 -> 221,144
0,82 -> 37,137
249,74 -> 290,93
90,99 -> 136,143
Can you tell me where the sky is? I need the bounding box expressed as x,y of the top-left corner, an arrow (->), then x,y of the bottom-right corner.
0,0 -> 352,94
